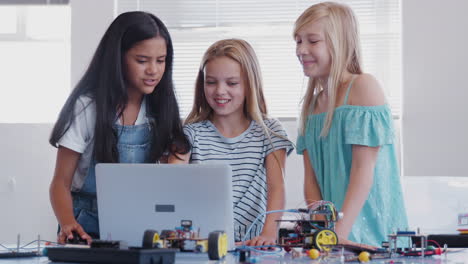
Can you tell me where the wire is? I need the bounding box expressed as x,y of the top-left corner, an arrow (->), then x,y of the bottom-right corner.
241,209 -> 299,243
427,239 -> 442,249
0,240 -> 60,252
239,202 -> 340,255
236,245 -> 283,255
20,240 -> 60,249
283,238 -> 302,244
0,243 -> 10,251
413,239 -> 442,249
305,200 -> 338,221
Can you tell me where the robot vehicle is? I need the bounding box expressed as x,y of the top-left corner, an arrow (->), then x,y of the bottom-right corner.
142,220 -> 228,260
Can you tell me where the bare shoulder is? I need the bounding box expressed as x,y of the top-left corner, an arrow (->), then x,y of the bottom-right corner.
348,73 -> 386,106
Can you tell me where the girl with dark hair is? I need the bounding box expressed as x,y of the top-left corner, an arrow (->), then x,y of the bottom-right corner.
49,11 -> 190,244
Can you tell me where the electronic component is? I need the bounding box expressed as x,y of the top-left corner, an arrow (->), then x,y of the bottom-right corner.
141,220 -> 228,260
47,247 -> 176,264
91,240 -> 128,250
0,251 -> 38,258
66,232 -> 87,245
427,234 -> 468,248
0,234 -> 42,259
276,201 -> 341,252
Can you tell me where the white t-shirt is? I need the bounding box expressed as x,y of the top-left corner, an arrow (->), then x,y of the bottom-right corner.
58,95 -> 148,191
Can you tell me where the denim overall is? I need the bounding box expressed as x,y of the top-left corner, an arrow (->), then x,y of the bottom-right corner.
71,122 -> 152,238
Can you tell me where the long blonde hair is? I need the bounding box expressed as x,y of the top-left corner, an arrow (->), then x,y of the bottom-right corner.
294,2 -> 363,136
185,39 -> 268,129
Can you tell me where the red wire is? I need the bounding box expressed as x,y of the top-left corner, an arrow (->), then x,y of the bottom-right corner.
427,240 -> 442,249
413,239 -> 443,252
285,238 -> 302,244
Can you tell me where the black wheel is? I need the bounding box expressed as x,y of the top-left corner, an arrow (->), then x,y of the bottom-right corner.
142,229 -> 159,248
207,231 -> 228,260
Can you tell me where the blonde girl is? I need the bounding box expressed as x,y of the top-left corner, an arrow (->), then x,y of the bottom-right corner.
294,2 -> 408,247
183,39 -> 294,246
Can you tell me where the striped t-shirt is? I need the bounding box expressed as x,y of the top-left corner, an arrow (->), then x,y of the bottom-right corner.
183,118 -> 294,241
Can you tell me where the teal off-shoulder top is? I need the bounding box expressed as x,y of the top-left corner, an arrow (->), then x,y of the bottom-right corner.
296,80 -> 408,246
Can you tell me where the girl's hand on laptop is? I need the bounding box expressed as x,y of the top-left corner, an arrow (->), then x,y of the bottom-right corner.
58,222 -> 92,245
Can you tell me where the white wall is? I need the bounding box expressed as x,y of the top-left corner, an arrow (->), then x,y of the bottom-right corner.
402,0 -> 468,177
71,0 -> 114,86
400,0 -> 468,234
2,0 -> 468,244
0,0 -> 116,244
282,120 -> 305,209
0,124 -> 57,242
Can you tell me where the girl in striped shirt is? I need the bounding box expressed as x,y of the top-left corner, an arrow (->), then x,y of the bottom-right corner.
178,39 -> 294,246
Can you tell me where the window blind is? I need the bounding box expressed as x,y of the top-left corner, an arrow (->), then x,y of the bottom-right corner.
0,0 -> 69,4
0,5 -> 70,123
117,0 -> 401,118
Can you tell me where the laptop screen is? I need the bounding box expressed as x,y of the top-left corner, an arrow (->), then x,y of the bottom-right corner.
95,163 -> 235,249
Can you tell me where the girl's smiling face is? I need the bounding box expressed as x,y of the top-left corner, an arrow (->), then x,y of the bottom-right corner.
203,56 -> 246,120
295,19 -> 332,79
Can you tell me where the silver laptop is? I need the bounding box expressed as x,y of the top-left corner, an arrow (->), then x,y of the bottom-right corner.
95,163 -> 235,250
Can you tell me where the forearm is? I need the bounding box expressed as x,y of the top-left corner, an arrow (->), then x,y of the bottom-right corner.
50,180 -> 77,227
336,166 -> 374,238
304,181 -> 322,206
261,185 -> 285,236
303,151 -> 322,207
258,148 -> 287,239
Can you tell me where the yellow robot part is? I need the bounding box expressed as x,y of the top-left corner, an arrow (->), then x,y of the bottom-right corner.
313,229 -> 338,252
207,231 -> 228,260
142,230 -> 160,248
195,240 -> 208,253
